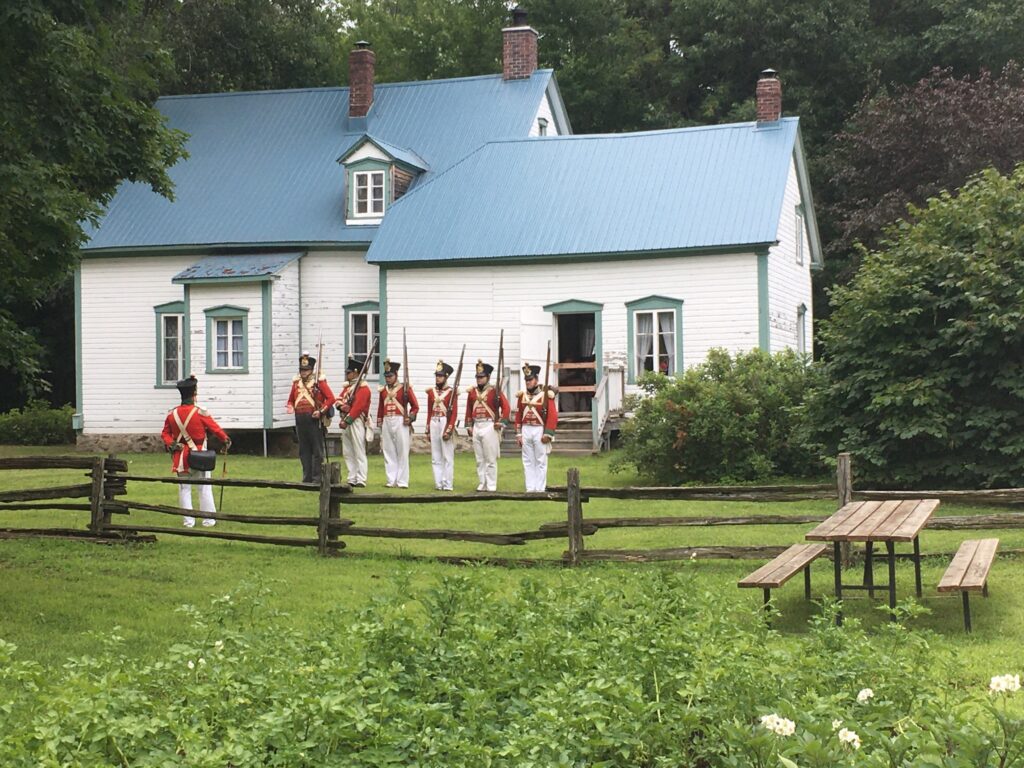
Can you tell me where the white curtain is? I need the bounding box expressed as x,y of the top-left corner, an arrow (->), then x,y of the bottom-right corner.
582,325 -> 596,359
636,313 -> 654,373
658,311 -> 675,373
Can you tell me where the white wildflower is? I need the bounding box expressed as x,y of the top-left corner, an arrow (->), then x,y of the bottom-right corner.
832,719 -> 842,731
198,657 -> 206,666
989,674 -> 1021,694
759,713 -> 796,737
838,728 -> 861,749
187,660 -> 195,670
214,640 -> 224,651
857,688 -> 874,703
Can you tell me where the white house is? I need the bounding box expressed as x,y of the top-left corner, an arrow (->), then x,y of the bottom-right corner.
76,11 -> 822,454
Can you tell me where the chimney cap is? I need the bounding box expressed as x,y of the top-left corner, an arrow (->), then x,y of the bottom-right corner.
355,40 -> 372,50
759,68 -> 778,79
511,6 -> 528,26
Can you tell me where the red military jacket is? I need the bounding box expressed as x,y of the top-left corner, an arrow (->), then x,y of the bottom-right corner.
515,387 -> 559,436
465,385 -> 510,426
336,381 -> 372,425
376,384 -> 420,426
161,404 -> 228,473
426,386 -> 458,435
286,374 -> 336,415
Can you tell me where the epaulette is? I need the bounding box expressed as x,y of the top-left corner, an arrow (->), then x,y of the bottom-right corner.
198,408 -> 210,416
318,374 -> 327,381
547,389 -> 557,399
292,374 -> 301,382
378,385 -> 386,393
465,386 -> 474,394
516,390 -> 525,398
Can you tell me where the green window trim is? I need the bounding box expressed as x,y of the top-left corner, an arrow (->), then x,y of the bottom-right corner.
154,300 -> 187,388
625,295 -> 684,384
344,299 -> 381,379
204,304 -> 250,374
347,159 -> 391,220
542,299 -> 603,385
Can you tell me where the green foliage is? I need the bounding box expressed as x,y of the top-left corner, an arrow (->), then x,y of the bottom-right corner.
0,0 -> 187,395
0,401 -> 75,445
1,572 -> 1020,766
807,165 -> 1024,488
613,349 -> 824,484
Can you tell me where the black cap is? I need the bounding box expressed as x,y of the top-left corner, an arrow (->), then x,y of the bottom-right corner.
176,375 -> 198,395
475,360 -> 494,377
299,353 -> 315,370
383,359 -> 400,375
522,363 -> 541,379
346,356 -> 363,373
435,360 -> 454,376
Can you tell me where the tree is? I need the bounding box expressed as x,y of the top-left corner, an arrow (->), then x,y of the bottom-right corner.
0,0 -> 187,402
806,165 -> 1024,488
821,64 -> 1024,287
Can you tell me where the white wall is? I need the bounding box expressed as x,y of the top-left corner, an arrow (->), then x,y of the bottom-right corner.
383,252 -> 759,398
529,92 -> 559,136
766,157 -> 814,354
271,262 -> 300,427
188,282 -> 264,428
80,256 -> 194,434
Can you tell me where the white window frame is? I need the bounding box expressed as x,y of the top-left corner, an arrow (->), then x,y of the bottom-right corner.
797,304 -> 808,356
214,317 -> 246,370
353,170 -> 386,218
795,206 -> 805,266
634,309 -> 677,377
538,117 -> 548,136
349,311 -> 381,375
160,313 -> 184,385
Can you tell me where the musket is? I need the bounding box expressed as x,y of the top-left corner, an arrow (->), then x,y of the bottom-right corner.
493,329 -> 504,428
445,344 -> 466,434
541,339 -> 552,423
340,336 -> 380,409
402,328 -> 411,431
315,332 -> 329,459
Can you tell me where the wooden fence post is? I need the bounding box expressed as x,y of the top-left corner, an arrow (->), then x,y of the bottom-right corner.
837,452 -> 852,566
566,467 -> 584,565
317,466 -> 332,556
327,461 -> 341,551
88,457 -> 106,534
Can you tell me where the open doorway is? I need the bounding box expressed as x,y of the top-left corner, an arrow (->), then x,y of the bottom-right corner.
555,313 -> 596,413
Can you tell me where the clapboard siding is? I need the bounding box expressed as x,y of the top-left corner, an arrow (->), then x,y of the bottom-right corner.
271,262 -> 300,426
299,251 -> 378,386
528,92 -> 558,137
188,283 -> 263,428
767,158 -> 814,354
385,253 -> 759,393
80,256 -> 194,434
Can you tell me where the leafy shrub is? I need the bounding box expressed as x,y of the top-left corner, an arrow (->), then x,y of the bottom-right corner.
3,572 -> 1018,767
612,348 -> 824,484
0,400 -> 74,445
807,165 -> 1024,488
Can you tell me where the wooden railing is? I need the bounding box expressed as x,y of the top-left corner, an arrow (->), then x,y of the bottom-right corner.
590,366 -> 625,450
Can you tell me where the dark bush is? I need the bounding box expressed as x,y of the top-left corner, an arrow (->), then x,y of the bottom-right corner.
612,348 -> 824,484
0,400 -> 75,445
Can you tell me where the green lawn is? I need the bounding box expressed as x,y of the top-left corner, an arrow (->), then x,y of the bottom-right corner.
1,445 -> 1021,683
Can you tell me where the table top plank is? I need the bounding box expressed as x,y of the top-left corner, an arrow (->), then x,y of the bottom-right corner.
890,498 -> 940,541
804,501 -> 867,540
846,499 -> 904,541
850,499 -> 921,541
961,538 -> 1000,591
808,500 -> 881,541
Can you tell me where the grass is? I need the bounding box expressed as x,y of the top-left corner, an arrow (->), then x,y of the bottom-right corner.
1,444 -> 1022,684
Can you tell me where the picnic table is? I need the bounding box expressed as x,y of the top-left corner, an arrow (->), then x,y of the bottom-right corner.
806,499 -> 940,623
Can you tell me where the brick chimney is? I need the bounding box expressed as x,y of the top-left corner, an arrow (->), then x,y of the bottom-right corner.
502,6 -> 538,81
349,41 -> 375,118
756,69 -> 782,123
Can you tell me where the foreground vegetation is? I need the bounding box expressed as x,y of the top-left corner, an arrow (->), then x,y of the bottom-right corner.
1,446 -> 1022,763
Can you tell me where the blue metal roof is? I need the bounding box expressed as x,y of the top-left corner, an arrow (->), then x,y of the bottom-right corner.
83,71 -> 553,252
367,118 -> 803,263
337,134 -> 429,171
171,252 -> 302,283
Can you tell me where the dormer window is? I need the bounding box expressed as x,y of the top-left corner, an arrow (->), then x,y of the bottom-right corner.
354,170 -> 386,217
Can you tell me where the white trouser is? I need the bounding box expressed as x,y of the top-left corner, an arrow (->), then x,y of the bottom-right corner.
177,469 -> 215,524
429,416 -> 455,490
520,424 -> 550,492
341,418 -> 368,485
472,419 -> 500,491
381,414 -> 410,487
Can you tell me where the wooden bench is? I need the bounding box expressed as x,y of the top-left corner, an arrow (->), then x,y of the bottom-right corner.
739,543 -> 829,618
938,538 -> 999,632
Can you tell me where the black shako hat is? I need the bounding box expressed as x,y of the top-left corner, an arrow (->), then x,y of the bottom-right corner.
176,375 -> 198,396
346,356 -> 364,373
522,363 -> 541,379
475,360 -> 494,377
299,353 -> 315,370
383,359 -> 400,375
435,360 -> 454,376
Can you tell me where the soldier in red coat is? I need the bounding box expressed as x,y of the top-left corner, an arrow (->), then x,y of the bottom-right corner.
376,359 -> 419,488
465,360 -> 510,491
515,363 -> 558,491
426,360 -> 457,490
160,376 -> 230,527
285,352 -> 336,485
334,356 -> 373,487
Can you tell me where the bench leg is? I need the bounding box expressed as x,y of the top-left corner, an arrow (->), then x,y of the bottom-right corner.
913,536 -> 922,598
804,564 -> 812,600
983,581 -> 989,598
962,591 -> 972,633
763,587 -> 773,628
833,542 -> 843,626
886,541 -> 897,621
863,541 -> 874,598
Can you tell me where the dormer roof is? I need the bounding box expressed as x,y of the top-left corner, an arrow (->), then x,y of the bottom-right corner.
337,134 -> 429,172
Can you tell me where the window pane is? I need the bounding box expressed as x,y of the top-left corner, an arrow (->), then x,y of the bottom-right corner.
657,311 -> 675,374
162,315 -> 180,383
635,311 -> 654,373
216,320 -> 228,367
370,313 -> 380,373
